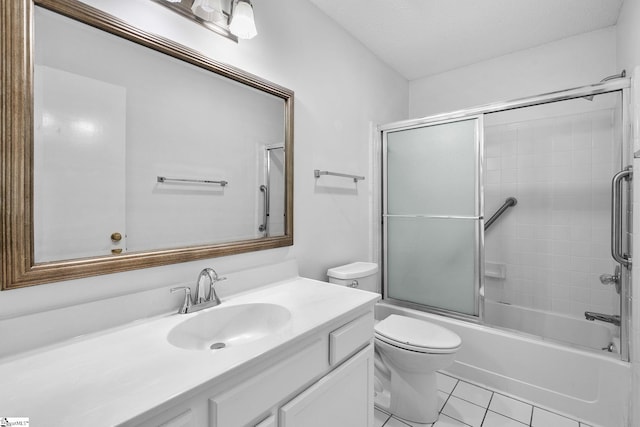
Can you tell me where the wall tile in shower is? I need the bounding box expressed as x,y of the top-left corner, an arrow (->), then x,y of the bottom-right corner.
484,105 -> 620,323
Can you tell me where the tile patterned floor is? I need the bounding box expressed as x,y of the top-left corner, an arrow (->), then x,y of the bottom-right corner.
374,371 -> 595,427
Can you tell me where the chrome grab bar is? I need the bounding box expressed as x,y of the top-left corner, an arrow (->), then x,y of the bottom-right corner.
611,166 -> 632,267
259,185 -> 269,235
484,197 -> 517,231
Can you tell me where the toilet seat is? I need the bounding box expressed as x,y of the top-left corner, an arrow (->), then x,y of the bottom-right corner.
375,315 -> 462,354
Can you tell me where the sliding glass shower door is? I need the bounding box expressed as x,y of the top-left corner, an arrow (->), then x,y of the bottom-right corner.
383,117 -> 483,318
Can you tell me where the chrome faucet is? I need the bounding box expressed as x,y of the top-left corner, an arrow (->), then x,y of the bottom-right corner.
170,267 -> 227,314
584,311 -> 621,326
198,267 -> 225,305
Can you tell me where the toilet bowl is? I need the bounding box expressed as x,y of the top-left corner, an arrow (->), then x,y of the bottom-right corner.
327,262 -> 462,424
374,314 -> 461,423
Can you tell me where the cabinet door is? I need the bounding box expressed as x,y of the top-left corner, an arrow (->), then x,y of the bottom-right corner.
279,344 -> 373,427
210,339 -> 326,426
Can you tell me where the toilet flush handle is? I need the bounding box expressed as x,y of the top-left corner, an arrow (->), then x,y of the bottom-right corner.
349,280 -> 359,288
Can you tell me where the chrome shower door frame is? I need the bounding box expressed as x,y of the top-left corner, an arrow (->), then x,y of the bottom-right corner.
620,85 -> 632,362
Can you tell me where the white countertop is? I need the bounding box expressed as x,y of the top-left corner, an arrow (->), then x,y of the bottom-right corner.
0,278 -> 379,426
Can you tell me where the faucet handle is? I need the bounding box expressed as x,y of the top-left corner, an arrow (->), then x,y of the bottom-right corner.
170,286 -> 193,314
599,265 -> 621,294
208,279 -> 223,304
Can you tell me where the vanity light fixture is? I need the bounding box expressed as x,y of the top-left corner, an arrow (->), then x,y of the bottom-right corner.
153,0 -> 257,41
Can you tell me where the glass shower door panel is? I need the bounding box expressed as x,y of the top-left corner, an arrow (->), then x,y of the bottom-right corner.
386,217 -> 478,315
386,119 -> 479,216
384,116 -> 481,318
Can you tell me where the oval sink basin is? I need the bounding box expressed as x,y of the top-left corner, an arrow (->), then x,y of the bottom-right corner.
167,303 -> 292,351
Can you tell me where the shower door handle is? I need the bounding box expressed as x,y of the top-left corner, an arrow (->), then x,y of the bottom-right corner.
611,166 -> 632,267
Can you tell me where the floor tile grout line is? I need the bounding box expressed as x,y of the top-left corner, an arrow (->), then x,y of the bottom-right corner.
492,390 -> 535,408
530,403 -> 535,426
441,383 -> 456,410
383,372 -> 585,427
449,393 -> 492,412
376,407 -> 391,427
479,392 -> 494,426
485,405 -> 533,426
453,379 -> 498,406
489,389 -> 538,424
440,395 -> 482,427
484,409 -> 530,426
450,378 -> 461,395
531,404 -> 582,427
380,413 -> 391,427
449,375 -> 584,426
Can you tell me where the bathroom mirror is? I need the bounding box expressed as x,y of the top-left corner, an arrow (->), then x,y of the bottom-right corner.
1,0 -> 294,290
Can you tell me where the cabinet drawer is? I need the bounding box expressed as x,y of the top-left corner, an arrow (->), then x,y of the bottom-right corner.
329,312 -> 373,365
209,338 -> 326,426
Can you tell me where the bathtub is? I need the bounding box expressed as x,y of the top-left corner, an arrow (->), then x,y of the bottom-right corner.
376,301 -> 631,427
484,299 -> 619,353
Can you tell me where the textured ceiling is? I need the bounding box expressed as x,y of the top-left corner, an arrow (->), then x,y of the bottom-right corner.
307,0 -> 624,80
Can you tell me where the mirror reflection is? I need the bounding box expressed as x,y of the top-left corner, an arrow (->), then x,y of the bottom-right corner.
33,7 -> 286,263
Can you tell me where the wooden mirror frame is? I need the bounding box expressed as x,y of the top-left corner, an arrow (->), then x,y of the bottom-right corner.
1,0 -> 294,290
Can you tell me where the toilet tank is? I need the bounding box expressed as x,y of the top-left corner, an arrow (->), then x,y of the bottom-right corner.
327,262 -> 379,293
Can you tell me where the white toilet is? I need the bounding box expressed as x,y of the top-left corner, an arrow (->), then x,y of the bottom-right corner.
327,262 -> 462,424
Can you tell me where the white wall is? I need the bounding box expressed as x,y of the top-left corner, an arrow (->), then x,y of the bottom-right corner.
617,0 -> 640,425
0,0 -> 408,347
617,0 -> 640,73
409,27 -> 617,118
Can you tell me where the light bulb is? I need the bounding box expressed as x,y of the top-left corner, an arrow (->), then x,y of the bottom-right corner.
192,0 -> 225,24
229,0 -> 257,39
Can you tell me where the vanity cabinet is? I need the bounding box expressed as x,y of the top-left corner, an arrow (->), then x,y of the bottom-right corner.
127,311 -> 374,427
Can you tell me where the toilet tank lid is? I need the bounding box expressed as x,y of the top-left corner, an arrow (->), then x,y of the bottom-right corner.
327,262 -> 378,280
